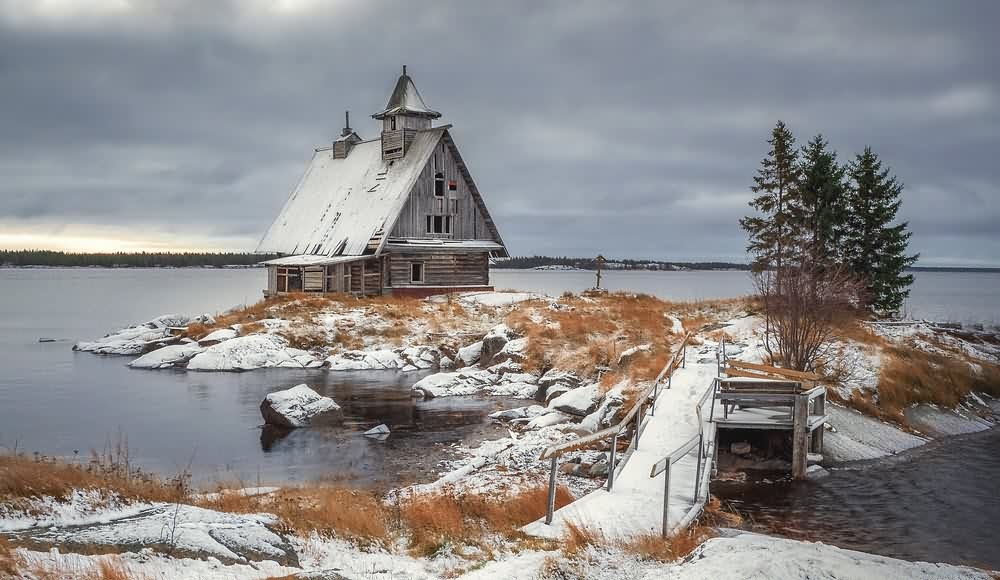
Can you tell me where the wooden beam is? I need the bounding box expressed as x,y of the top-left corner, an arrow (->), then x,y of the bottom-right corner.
811,391 -> 826,453
727,360 -> 822,381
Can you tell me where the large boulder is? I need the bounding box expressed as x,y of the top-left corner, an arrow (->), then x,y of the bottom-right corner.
260,384 -> 343,428
188,334 -> 298,371
198,327 -> 238,345
456,341 -> 484,367
73,314 -> 191,355
480,324 -> 519,366
549,384 -> 602,417
128,343 -> 205,369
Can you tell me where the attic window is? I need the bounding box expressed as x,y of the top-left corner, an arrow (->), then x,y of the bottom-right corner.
448,180 -> 457,191
426,215 -> 451,234
434,172 -> 445,197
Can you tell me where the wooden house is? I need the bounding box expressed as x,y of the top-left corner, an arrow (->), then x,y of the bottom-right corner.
255,66 -> 508,298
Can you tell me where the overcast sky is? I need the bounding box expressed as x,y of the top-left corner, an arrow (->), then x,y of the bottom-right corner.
1,1 -> 997,265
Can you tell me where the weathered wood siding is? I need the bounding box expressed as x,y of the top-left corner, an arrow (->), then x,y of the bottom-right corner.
390,138 -> 494,241
387,252 -> 489,287
266,266 -> 278,295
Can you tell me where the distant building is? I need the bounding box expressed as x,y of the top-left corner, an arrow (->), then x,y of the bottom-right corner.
255,66 -> 508,297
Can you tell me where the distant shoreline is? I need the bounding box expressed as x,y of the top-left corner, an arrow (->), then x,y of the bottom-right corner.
3,264 -> 999,273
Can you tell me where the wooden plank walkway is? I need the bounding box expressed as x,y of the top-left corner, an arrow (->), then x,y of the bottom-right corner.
523,350 -> 718,539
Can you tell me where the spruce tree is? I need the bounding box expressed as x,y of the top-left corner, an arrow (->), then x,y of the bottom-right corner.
740,121 -> 803,274
842,147 -> 918,314
796,134 -> 847,264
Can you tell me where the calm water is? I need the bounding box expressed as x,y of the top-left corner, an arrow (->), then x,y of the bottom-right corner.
712,428 -> 1000,569
0,268 -> 512,485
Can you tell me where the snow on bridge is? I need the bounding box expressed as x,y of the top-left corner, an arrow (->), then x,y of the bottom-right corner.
524,347 -> 719,539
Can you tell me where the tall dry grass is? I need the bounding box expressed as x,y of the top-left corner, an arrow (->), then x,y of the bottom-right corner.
6,554 -> 150,580
561,521 -> 714,563
876,346 -> 1000,417
0,452 -> 184,505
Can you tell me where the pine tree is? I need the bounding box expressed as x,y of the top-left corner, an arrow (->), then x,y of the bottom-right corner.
740,121 -> 803,275
796,134 -> 847,264
842,147 -> 919,314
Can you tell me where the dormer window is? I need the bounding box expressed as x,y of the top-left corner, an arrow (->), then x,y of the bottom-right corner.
434,172 -> 445,197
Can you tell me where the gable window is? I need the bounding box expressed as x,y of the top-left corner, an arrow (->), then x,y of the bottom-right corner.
389,116 -> 397,130
410,262 -> 424,283
425,215 -> 452,235
434,172 -> 445,196
448,179 -> 457,191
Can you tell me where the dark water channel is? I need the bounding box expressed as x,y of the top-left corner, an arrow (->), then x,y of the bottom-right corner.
712,427 -> 1000,569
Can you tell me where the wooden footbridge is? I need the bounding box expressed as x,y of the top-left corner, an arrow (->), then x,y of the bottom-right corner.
524,335 -> 828,539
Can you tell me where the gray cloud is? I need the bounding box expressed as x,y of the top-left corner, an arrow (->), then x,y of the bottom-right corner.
0,0 -> 997,265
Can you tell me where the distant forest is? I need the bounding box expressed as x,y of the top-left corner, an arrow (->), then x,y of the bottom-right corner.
0,250 -> 277,268
495,256 -> 750,271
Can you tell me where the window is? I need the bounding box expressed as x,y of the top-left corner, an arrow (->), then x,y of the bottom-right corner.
389,116 -> 397,130
448,179 -> 457,191
451,199 -> 459,213
425,214 -> 452,234
434,172 -> 445,196
410,262 -> 424,283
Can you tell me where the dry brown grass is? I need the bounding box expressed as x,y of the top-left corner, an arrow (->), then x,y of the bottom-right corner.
0,452 -> 184,506
192,482 -> 572,556
10,554 -> 151,580
561,521 -> 714,563
0,537 -> 16,578
876,345 -> 1000,417
399,485 -> 574,556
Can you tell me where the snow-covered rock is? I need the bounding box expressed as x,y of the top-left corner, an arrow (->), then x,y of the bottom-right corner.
128,344 -> 204,369
260,384 -> 342,428
364,424 -> 390,436
480,324 -> 519,366
549,384 -> 602,417
197,328 -> 238,345
8,503 -> 297,566
325,346 -> 439,372
617,343 -> 651,366
525,410 -> 575,430
578,386 -> 625,433
187,334 -> 299,371
457,341 -> 483,367
538,369 -> 582,390
411,367 -> 498,398
545,384 -> 573,403
73,314 -> 190,355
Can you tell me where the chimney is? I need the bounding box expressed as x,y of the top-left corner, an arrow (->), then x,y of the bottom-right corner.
333,110 -> 361,159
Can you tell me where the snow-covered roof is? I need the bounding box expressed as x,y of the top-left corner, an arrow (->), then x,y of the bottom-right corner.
372,69 -> 441,120
255,126 -> 449,258
259,255 -> 366,266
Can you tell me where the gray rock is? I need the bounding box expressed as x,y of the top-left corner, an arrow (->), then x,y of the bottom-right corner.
480,324 -> 517,366
544,385 -> 572,403
260,384 -> 343,429
589,459 -> 609,477
549,384 -> 602,417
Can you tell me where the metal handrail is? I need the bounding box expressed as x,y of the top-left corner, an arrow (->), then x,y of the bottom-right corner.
649,378 -> 717,537
540,331 -> 693,525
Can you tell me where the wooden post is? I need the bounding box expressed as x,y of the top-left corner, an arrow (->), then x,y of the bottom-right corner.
694,433 -> 704,501
635,402 -> 643,448
792,394 -> 808,479
811,390 -> 826,453
545,457 -> 557,524
360,260 -> 366,296
661,462 -> 671,537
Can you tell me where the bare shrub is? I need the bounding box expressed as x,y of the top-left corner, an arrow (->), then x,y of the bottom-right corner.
754,264 -> 864,372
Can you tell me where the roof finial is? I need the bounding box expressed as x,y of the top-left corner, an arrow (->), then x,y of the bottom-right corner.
402,64 -> 407,76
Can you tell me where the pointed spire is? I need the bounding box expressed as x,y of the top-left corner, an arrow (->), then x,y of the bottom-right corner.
372,65 -> 441,120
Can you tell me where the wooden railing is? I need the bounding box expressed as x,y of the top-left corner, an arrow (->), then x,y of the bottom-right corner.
539,332 -> 693,525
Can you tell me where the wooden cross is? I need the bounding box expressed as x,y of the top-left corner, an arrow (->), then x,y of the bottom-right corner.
595,254 -> 606,289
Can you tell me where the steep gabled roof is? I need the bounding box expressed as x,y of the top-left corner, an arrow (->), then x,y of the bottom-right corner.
372,68 -> 441,120
255,126 -> 449,258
